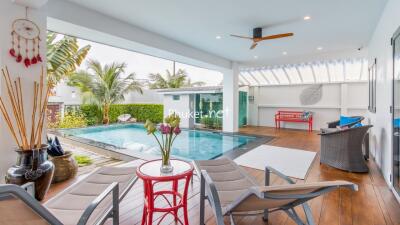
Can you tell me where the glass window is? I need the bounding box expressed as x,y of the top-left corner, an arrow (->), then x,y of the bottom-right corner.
195,93 -> 223,123
172,95 -> 180,100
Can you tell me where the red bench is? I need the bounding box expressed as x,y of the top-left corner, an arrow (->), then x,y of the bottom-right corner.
275,110 -> 313,132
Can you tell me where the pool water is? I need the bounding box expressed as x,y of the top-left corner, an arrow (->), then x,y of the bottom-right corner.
60,124 -> 258,160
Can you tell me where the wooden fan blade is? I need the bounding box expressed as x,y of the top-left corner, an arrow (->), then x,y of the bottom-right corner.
259,33 -> 294,41
250,42 -> 258,50
230,34 -> 254,40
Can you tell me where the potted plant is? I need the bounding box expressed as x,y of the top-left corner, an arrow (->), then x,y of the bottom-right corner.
0,67 -> 54,201
144,113 -> 181,173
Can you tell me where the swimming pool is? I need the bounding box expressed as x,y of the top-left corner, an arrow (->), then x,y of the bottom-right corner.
59,124 -> 261,160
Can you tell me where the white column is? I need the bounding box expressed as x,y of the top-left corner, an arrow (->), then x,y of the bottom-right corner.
223,63 -> 239,132
249,86 -> 260,126
0,2 -> 47,181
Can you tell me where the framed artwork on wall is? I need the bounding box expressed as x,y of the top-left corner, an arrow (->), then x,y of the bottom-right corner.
368,58 -> 377,113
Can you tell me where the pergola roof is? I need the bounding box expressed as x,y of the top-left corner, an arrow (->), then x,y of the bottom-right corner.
239,58 -> 368,86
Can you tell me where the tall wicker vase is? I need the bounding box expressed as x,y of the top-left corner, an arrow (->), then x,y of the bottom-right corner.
5,145 -> 54,201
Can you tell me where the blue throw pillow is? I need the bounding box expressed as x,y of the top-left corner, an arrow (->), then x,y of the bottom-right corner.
351,123 -> 363,128
339,116 -> 359,126
394,118 -> 400,128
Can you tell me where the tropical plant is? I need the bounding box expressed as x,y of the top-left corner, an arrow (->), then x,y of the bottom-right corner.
68,60 -> 143,124
48,112 -> 88,129
47,31 -> 91,88
148,69 -> 205,89
201,115 -> 222,130
74,155 -> 93,167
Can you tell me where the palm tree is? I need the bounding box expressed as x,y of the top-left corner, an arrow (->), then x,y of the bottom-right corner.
47,31 -> 91,88
148,69 -> 205,89
68,59 -> 143,124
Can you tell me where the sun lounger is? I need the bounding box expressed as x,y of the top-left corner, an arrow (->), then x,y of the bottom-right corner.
0,166 -> 138,225
193,157 -> 357,225
117,114 -> 132,123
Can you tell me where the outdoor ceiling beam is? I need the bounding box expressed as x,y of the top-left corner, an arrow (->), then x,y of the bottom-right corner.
257,70 -> 271,85
294,66 -> 304,83
247,71 -> 262,86
46,0 -> 232,71
269,68 -> 280,84
309,63 -> 317,83
238,75 -> 247,86
325,62 -> 332,83
281,66 -> 292,84
239,73 -> 252,86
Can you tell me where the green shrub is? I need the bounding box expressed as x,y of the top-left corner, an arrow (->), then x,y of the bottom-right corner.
201,115 -> 222,129
79,104 -> 164,125
80,105 -> 101,125
58,112 -> 87,128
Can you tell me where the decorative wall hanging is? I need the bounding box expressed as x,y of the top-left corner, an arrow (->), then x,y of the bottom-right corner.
300,84 -> 323,105
9,7 -> 42,68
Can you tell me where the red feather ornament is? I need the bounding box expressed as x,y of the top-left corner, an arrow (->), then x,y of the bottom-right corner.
16,54 -> 22,63
24,57 -> 31,67
10,12 -> 41,68
9,48 -> 16,57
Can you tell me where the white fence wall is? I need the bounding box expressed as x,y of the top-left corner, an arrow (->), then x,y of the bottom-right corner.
52,82 -> 163,105
248,82 -> 368,130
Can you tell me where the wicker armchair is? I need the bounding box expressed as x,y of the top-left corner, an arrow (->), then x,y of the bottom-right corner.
319,117 -> 372,173
327,116 -> 364,128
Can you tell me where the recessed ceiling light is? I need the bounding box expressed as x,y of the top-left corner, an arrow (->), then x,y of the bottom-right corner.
254,55 -> 258,59
303,16 -> 311,20
317,46 -> 323,50
216,35 -> 222,39
282,51 -> 287,55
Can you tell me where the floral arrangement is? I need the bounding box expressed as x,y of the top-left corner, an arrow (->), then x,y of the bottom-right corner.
144,113 -> 181,172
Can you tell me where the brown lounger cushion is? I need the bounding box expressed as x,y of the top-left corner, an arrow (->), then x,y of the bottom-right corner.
44,166 -> 136,225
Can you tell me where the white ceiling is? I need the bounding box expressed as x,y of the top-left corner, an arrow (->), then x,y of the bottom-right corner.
64,0 -> 386,65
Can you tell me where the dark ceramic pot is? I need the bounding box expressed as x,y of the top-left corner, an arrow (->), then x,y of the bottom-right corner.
5,145 -> 54,201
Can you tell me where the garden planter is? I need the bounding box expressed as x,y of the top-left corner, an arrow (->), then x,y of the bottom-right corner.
50,151 -> 78,183
5,145 -> 54,201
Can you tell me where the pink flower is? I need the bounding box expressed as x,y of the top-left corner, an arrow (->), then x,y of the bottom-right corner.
173,126 -> 181,135
159,124 -> 171,134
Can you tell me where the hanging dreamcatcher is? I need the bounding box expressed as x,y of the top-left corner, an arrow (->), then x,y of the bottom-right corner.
9,8 -> 42,68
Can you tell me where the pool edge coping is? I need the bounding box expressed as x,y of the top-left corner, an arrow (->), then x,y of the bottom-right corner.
49,124 -> 274,162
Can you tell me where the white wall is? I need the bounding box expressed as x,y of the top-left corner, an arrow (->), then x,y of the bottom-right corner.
0,1 -> 47,181
51,82 -> 163,105
163,94 -> 193,128
248,82 -> 368,130
123,89 -> 162,104
367,0 -> 400,192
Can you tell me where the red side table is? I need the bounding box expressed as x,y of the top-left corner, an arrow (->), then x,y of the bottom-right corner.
136,159 -> 194,225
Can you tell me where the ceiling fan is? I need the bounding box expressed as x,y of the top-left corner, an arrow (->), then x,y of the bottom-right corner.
230,27 -> 294,50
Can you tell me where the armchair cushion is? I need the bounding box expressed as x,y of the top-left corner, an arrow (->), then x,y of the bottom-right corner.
339,115 -> 360,126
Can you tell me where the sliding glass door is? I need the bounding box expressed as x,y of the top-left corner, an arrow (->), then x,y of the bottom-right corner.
392,27 -> 400,196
